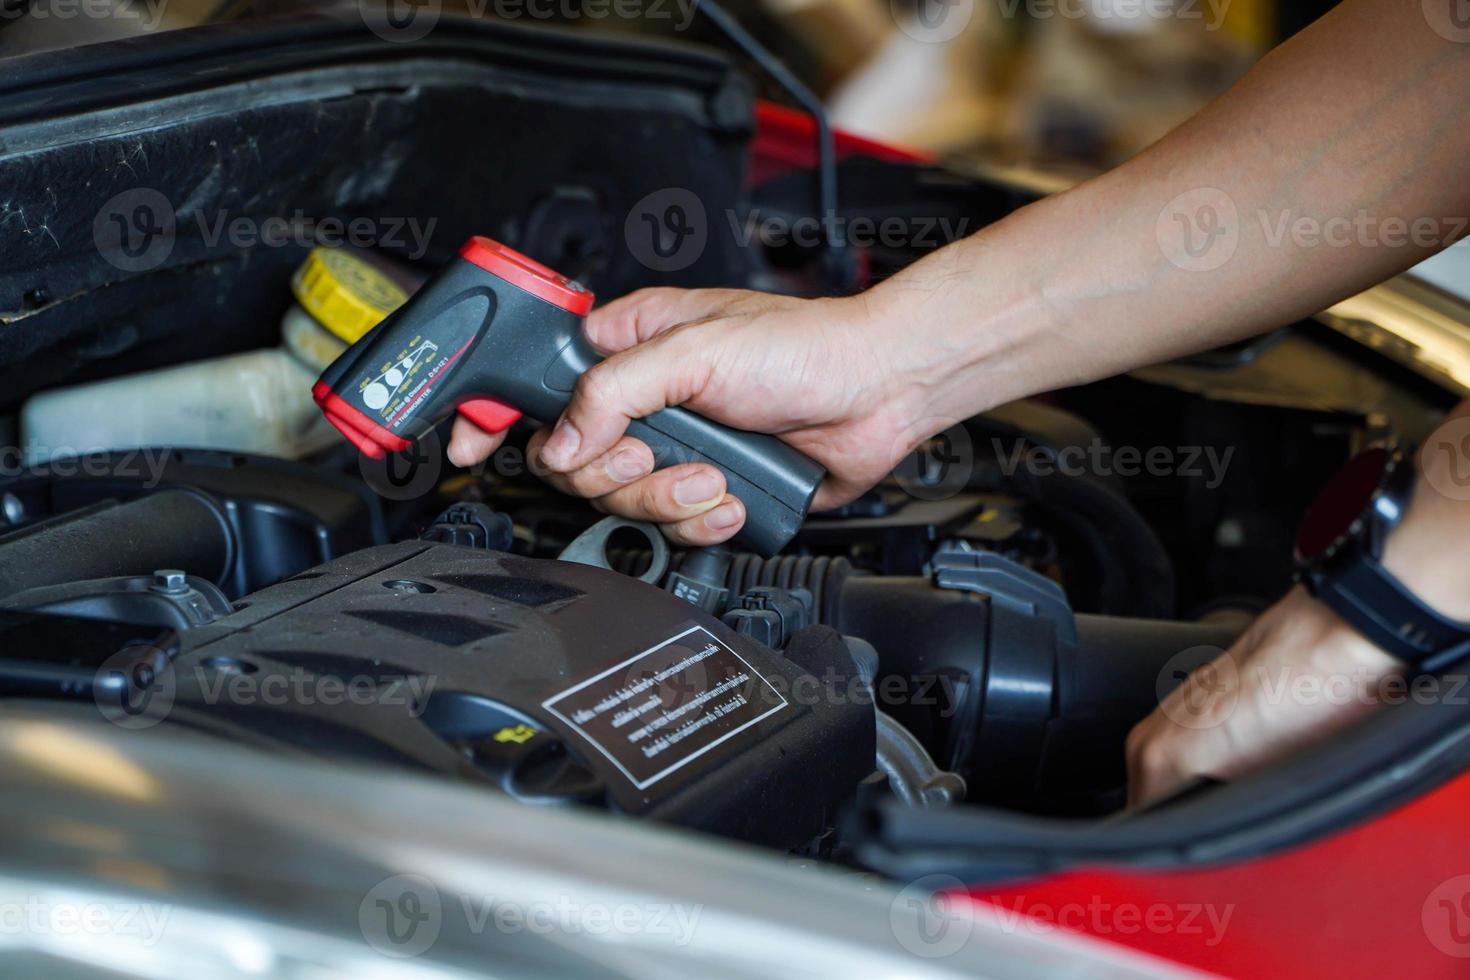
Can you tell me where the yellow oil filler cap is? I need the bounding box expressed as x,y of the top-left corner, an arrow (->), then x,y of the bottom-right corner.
291,247 -> 409,344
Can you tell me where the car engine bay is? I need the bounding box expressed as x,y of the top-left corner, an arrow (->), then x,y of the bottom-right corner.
0,10 -> 1462,876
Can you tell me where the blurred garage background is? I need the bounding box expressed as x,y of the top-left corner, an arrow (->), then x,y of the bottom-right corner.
1,0 -> 1335,172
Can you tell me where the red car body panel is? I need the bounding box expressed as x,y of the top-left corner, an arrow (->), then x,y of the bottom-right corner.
749,101 -> 925,186
965,768 -> 1470,977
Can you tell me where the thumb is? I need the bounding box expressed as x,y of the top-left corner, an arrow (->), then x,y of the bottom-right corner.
538,327 -> 707,473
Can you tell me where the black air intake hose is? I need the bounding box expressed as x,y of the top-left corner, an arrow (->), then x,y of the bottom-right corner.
0,490 -> 235,599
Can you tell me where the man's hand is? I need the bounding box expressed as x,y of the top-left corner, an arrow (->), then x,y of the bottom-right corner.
446,287 -> 937,545
447,0 -> 1470,552
1128,410 -> 1470,806
1126,585 -> 1401,806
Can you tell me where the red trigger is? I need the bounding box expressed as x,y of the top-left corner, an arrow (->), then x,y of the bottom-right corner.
457,398 -> 523,434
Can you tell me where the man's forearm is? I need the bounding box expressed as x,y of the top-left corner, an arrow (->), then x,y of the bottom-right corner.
870,0 -> 1470,424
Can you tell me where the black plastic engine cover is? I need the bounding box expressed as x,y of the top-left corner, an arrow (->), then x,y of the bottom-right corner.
173,542 -> 874,849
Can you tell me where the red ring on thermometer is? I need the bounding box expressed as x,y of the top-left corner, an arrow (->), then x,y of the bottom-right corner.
459,236 -> 595,316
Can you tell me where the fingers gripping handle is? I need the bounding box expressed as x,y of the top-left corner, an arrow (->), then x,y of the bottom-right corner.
629,415 -> 823,556
313,236 -> 824,556
544,334 -> 824,556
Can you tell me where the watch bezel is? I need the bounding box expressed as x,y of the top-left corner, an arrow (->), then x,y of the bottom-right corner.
1294,444 -> 1414,569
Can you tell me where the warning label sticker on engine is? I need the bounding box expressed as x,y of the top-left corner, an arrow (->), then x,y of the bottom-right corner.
542,625 -> 787,792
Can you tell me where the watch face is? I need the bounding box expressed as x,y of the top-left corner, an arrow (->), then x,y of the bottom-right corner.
1295,446 -> 1391,562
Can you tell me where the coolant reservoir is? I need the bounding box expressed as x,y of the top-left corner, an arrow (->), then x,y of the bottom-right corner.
291,245 -> 409,345
21,246 -> 413,465
22,349 -> 341,465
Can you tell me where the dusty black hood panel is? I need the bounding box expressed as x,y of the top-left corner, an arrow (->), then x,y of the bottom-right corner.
0,11 -> 755,409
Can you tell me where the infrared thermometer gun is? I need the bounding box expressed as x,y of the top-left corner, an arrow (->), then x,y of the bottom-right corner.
313,236 -> 824,556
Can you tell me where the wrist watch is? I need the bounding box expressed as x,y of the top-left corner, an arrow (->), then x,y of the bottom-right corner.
1295,444 -> 1470,676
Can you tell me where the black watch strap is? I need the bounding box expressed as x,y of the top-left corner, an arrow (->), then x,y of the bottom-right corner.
1309,557 -> 1470,675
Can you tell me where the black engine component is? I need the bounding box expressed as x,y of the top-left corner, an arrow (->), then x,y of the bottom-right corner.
610,550 -> 855,625
722,586 -> 814,650
420,502 -> 514,551
837,566 -> 1237,812
0,490 -> 235,599
667,546 -> 734,613
1,570 -> 233,632
0,449 -> 385,597
163,542 -> 875,849
613,538 -> 1235,811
